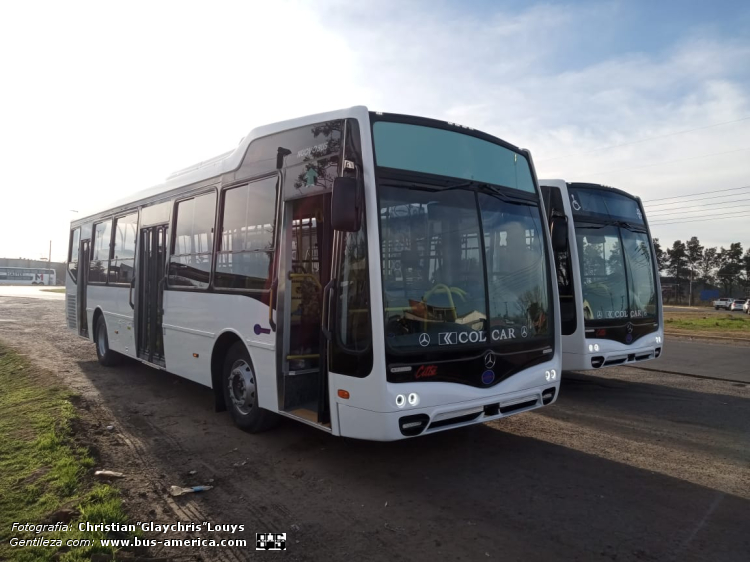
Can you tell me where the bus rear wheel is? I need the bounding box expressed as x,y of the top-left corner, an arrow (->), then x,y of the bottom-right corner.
223,342 -> 278,433
95,315 -> 120,367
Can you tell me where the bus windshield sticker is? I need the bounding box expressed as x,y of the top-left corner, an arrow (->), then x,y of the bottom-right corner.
423,329 -> 532,346
304,167 -> 319,186
570,193 -> 582,211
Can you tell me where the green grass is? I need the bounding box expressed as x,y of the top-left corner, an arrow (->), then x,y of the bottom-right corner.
40,288 -> 66,294
0,343 -> 137,561
664,313 -> 750,333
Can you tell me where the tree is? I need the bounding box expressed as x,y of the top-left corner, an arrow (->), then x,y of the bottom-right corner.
717,243 -> 744,296
667,240 -> 689,303
652,238 -> 666,273
685,237 -> 704,305
698,247 -> 719,285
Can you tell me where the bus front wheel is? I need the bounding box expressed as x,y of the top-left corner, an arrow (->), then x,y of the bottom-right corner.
94,315 -> 120,367
222,342 -> 278,433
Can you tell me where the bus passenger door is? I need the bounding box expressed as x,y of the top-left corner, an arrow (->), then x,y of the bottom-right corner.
78,239 -> 90,338
278,194 -> 333,426
136,225 -> 167,366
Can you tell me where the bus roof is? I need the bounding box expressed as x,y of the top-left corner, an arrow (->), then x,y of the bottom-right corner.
73,106 -> 370,225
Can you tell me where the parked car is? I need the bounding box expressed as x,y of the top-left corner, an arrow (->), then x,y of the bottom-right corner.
728,299 -> 746,312
714,297 -> 733,310
744,299 -> 750,314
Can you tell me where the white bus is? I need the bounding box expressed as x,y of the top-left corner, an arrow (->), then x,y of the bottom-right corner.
0,267 -> 56,285
539,180 -> 663,370
66,107 -> 563,440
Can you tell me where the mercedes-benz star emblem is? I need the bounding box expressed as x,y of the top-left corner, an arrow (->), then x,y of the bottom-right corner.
419,333 -> 430,347
626,322 -> 634,334
484,353 -> 496,369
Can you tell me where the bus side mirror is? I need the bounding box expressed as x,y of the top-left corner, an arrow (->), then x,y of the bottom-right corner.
331,176 -> 363,232
550,216 -> 567,252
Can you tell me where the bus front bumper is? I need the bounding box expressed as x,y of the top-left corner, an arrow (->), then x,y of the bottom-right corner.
336,382 -> 559,441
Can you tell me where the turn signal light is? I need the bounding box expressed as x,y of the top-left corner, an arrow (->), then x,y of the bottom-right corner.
338,389 -> 350,399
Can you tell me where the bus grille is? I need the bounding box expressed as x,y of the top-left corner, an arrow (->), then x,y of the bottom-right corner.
66,295 -> 76,329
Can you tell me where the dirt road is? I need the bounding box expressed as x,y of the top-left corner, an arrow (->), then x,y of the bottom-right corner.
1,295 -> 748,561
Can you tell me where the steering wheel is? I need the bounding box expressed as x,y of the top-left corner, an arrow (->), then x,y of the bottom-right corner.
423,284 -> 468,309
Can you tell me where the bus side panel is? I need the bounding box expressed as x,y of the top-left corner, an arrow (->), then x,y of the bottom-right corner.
87,285 -> 137,356
162,292 -> 277,408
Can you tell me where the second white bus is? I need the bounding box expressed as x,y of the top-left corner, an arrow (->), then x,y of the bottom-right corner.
540,180 -> 663,370
0,267 -> 56,286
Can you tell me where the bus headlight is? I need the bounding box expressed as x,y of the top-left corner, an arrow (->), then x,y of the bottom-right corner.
588,344 -> 594,352
550,369 -> 557,380
545,370 -> 551,381
396,394 -> 406,408
594,344 -> 600,352
655,336 -> 662,344
408,393 -> 420,406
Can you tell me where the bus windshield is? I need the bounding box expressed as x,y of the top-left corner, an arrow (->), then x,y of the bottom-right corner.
374,122 -> 551,353
569,186 -> 657,323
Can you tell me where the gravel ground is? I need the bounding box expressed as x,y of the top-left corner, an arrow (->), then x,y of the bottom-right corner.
1,295 -> 748,562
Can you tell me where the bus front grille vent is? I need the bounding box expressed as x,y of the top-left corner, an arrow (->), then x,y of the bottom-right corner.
427,411 -> 482,430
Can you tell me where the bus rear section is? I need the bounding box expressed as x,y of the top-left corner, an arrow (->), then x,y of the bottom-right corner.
540,180 -> 663,372
66,107 -> 562,441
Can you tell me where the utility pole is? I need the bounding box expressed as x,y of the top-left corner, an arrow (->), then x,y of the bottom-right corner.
48,240 -> 51,264
688,266 -> 693,307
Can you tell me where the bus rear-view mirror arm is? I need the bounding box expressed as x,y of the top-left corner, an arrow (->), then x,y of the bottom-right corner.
550,216 -> 568,252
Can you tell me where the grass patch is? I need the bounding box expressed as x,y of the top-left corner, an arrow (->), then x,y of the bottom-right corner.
664,313 -> 750,333
0,343 -> 137,561
40,288 -> 66,294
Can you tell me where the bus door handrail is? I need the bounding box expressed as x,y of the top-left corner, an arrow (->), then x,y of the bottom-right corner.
321,278 -> 335,341
129,278 -> 135,309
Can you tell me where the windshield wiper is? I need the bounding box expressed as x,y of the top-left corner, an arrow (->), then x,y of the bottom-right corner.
443,180 -> 537,207
581,220 -> 645,232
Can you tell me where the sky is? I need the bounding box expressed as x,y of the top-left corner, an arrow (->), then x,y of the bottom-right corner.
1,0 -> 749,262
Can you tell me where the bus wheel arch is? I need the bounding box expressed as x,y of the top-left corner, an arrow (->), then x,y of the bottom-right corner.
93,310 -> 120,366
213,335 -> 278,433
91,308 -> 104,343
210,332 -> 245,413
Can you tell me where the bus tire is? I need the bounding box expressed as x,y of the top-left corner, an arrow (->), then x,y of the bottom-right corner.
223,341 -> 278,433
94,315 -> 120,367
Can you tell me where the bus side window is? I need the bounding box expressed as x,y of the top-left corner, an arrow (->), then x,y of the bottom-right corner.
330,119 -> 373,377
90,220 -> 112,283
110,213 -> 138,284
168,192 -> 216,289
69,228 -> 81,283
215,176 -> 278,296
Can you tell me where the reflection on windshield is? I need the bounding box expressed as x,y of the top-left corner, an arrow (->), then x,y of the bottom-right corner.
622,229 -> 657,318
480,194 -> 550,338
576,225 -> 656,321
379,185 -> 550,351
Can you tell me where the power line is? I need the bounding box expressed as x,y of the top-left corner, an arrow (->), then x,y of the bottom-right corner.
648,198 -> 750,216
536,116 -> 750,163
650,210 -> 749,225
645,187 -> 750,207
643,184 -> 750,203
573,147 -> 750,177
